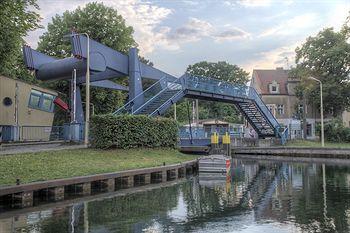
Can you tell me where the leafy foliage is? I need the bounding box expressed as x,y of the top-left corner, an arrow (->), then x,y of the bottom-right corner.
38,2 -> 135,57
37,2 -> 137,123
91,114 -> 178,149
186,61 -> 249,84
292,18 -> 350,116
0,0 -> 41,81
323,118 -> 350,143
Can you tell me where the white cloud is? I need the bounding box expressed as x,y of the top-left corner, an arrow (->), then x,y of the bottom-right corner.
158,18 -> 250,50
25,0 -> 173,55
213,27 -> 251,42
258,13 -> 318,37
225,0 -> 294,8
238,0 -> 272,7
242,43 -> 298,72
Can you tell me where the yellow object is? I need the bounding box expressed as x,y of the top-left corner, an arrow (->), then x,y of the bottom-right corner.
211,132 -> 219,144
223,132 -> 231,144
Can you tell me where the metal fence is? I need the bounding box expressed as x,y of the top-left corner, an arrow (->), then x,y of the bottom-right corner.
19,125 -> 66,141
179,126 -> 244,139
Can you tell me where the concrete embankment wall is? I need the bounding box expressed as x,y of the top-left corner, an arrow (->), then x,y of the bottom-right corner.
0,160 -> 198,210
233,147 -> 350,159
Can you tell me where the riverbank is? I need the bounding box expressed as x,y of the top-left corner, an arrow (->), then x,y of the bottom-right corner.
286,140 -> 350,148
0,148 -> 198,186
233,146 -> 350,159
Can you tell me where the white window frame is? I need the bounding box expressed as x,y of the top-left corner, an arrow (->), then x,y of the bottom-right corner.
277,104 -> 284,115
269,80 -> 279,94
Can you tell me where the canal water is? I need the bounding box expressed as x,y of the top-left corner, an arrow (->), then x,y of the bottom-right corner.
1,158 -> 350,233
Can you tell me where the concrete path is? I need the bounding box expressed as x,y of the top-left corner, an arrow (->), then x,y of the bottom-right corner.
0,142 -> 86,155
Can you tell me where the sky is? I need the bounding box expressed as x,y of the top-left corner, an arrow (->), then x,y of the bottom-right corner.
26,0 -> 350,77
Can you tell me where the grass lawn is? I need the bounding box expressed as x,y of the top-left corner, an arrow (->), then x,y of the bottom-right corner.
0,148 -> 198,187
286,139 -> 350,148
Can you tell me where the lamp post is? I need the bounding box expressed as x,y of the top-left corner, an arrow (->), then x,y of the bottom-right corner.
308,76 -> 324,147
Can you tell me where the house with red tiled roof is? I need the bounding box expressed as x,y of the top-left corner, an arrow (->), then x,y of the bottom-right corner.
250,67 -> 317,139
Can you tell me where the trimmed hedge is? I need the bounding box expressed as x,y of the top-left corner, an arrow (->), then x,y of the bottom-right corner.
90,114 -> 178,149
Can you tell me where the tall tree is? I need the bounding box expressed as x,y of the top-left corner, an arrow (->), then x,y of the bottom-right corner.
183,61 -> 249,123
186,61 -> 249,85
37,2 -> 137,121
292,17 -> 350,117
0,0 -> 41,81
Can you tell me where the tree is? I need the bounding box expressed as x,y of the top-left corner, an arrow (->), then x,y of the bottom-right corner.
0,0 -> 41,81
186,61 -> 249,85
292,18 -> 350,117
184,61 -> 249,123
37,2 -> 137,121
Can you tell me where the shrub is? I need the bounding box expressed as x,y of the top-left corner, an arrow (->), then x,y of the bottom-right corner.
90,114 -> 178,149
323,118 -> 350,143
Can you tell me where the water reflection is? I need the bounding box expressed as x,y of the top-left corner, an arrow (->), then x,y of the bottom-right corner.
1,159 -> 350,233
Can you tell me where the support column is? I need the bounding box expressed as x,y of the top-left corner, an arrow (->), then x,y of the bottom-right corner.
82,183 -> 91,196
75,86 -> 84,124
144,174 -> 151,185
50,186 -> 65,201
162,170 -> 167,182
128,48 -> 144,109
174,169 -> 179,179
106,179 -> 115,192
126,176 -> 134,188
21,191 -> 33,208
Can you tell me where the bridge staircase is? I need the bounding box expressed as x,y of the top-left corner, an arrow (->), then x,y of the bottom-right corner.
114,74 -> 288,143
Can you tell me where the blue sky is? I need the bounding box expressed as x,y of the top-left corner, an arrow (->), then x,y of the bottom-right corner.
26,0 -> 350,77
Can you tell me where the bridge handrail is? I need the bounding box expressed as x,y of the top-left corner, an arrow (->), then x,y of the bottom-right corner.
113,76 -> 176,114
184,74 -> 279,128
149,86 -> 184,116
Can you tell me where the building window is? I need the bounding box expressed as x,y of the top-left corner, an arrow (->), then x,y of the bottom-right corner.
3,97 -> 12,107
267,104 -> 276,116
306,124 -> 312,136
277,104 -> 284,115
297,104 -> 303,114
28,89 -> 55,112
29,90 -> 42,108
269,80 -> 279,94
42,93 -> 55,112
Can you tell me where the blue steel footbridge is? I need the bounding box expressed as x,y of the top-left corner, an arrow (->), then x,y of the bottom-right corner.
22,33 -> 287,143
114,75 -> 287,141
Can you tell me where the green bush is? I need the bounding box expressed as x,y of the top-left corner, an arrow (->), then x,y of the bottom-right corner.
90,114 -> 178,149
323,118 -> 350,142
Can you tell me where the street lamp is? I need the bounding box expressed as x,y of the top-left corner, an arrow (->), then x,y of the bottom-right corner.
308,76 -> 324,147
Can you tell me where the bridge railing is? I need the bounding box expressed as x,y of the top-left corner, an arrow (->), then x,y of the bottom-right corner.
114,76 -> 179,114
184,75 -> 251,100
184,74 -> 280,129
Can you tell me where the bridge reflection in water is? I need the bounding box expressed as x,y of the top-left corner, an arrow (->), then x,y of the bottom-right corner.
1,159 -> 350,233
